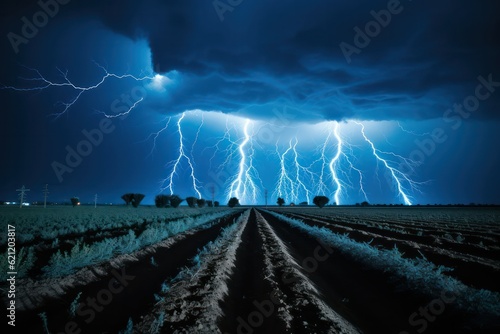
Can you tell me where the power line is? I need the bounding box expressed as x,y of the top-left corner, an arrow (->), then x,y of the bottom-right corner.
16,185 -> 30,208
43,184 -> 49,208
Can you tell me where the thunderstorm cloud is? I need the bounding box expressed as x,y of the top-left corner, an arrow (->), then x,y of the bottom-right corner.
2,0 -> 499,122
71,0 -> 500,122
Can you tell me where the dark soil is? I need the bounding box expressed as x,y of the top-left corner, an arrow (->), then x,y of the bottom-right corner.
14,211 -> 243,333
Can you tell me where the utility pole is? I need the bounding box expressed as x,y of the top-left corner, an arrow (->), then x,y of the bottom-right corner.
16,185 -> 30,208
43,184 -> 49,208
94,194 -> 98,208
210,185 -> 215,207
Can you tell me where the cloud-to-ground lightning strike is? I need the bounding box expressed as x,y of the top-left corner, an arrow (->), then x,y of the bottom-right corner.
1,63 -> 160,119
355,121 -> 419,206
329,122 -> 344,205
273,139 -> 297,204
342,152 -> 369,203
310,130 -> 333,198
274,138 -> 314,204
227,119 -> 260,204
2,64 -> 423,205
291,138 -> 314,205
161,113 -> 203,199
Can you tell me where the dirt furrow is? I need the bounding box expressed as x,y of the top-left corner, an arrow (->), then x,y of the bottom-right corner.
258,209 -> 494,334
13,211 -> 244,333
254,209 -> 361,333
271,210 -> 500,292
218,208 -> 289,334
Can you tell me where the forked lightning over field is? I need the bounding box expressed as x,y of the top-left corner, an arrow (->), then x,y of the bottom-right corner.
1,0 -> 499,333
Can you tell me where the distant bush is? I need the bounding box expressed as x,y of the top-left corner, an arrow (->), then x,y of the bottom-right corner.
197,199 -> 206,208
228,197 -> 239,208
214,201 -> 220,207
313,196 -> 329,208
206,200 -> 213,207
186,197 -> 197,208
121,193 -> 133,206
155,195 -> 171,208
277,197 -> 285,206
131,194 -> 145,208
361,201 -> 370,207
121,193 -> 145,208
70,197 -> 79,207
169,195 -> 183,208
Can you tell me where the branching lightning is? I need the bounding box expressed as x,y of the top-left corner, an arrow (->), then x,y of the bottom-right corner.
227,119 -> 261,204
161,112 -> 202,198
355,121 -> 420,205
1,63 -> 158,119
144,116 -> 171,158
274,139 -> 296,203
291,138 -> 314,204
3,64 -> 426,205
329,122 -> 344,205
274,138 -> 315,204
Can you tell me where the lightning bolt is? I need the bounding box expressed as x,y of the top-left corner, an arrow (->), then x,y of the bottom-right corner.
355,121 -> 419,205
291,138 -> 314,204
328,122 -> 344,205
98,97 -> 144,119
190,112 -> 205,162
161,112 -> 202,198
396,121 -> 431,137
144,116 -> 171,158
1,63 -> 158,119
343,154 -> 369,203
273,139 -> 296,204
227,119 -> 260,204
272,137 -> 314,205
310,129 -> 333,198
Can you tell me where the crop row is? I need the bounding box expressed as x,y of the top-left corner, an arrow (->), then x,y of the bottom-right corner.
0,210 -> 238,281
264,210 -> 500,317
0,206 -> 232,246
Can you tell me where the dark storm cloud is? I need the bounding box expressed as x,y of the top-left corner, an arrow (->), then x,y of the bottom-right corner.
6,0 -> 500,121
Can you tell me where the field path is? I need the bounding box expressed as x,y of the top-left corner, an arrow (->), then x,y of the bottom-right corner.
7,207 -> 500,333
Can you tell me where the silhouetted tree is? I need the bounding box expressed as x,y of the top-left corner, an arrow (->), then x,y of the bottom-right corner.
70,197 -> 79,207
228,197 -> 239,208
155,194 -> 171,208
121,193 -> 134,206
131,194 -> 145,208
214,201 -> 220,207
361,201 -> 370,207
170,195 -> 183,208
186,196 -> 197,208
313,196 -> 329,208
277,197 -> 285,206
197,198 -> 206,208
206,200 -> 213,207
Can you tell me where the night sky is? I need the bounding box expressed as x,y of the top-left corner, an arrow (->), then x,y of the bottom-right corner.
1,0 -> 499,205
